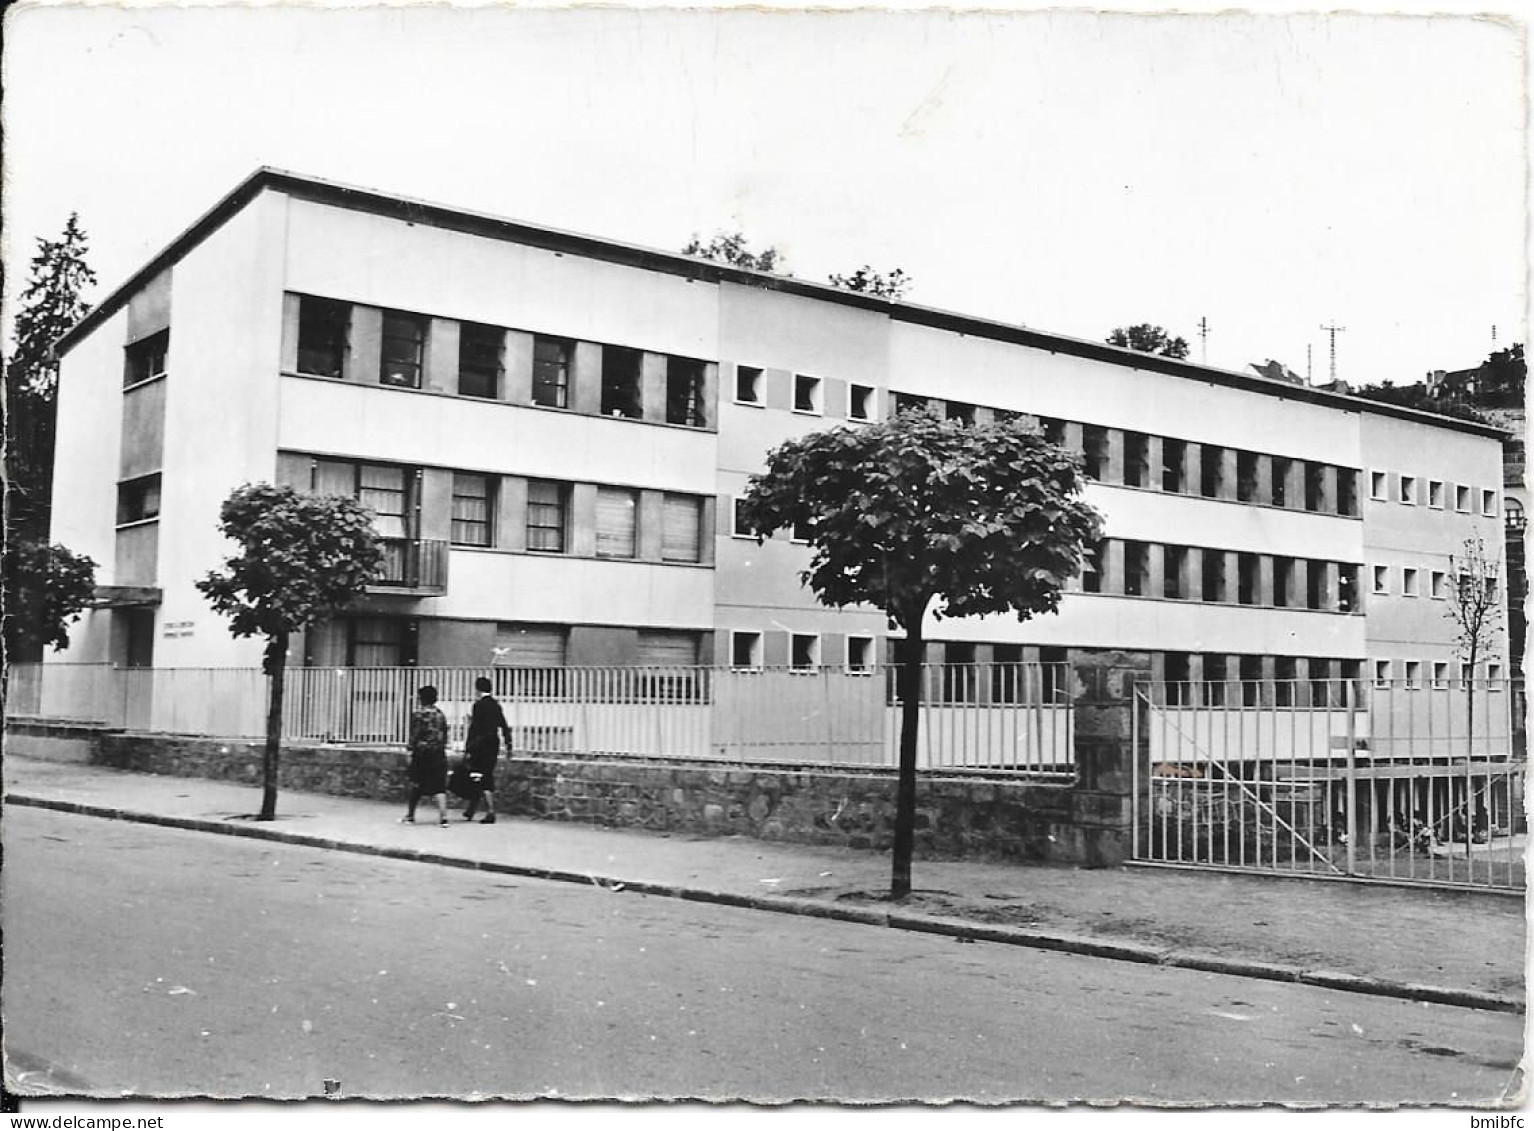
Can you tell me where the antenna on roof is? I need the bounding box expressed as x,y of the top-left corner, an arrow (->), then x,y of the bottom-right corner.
1306,343 -> 1312,384
1197,316 -> 1211,364
1319,322 -> 1347,384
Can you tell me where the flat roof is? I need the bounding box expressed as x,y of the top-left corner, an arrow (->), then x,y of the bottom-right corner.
57,166 -> 1508,441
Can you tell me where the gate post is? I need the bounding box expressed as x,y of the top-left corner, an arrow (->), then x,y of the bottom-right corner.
1071,649 -> 1154,867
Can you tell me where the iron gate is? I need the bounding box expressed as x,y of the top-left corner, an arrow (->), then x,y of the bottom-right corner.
1130,677 -> 1526,891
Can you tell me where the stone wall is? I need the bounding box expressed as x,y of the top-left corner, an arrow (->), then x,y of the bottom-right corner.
41,728 -> 1087,863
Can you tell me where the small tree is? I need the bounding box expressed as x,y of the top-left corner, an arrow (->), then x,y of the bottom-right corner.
739,409 -> 1102,897
1,540 -> 96,658
4,215 -> 97,552
828,265 -> 913,300
1445,531 -> 1504,845
196,483 -> 383,820
1107,324 -> 1189,360
681,230 -> 787,273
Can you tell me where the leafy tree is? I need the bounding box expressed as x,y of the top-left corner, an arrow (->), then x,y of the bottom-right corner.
1444,531 -> 1504,848
197,483 -> 384,820
1351,378 -> 1489,424
4,215 -> 97,547
828,265 -> 913,300
2,540 -> 96,659
738,409 -> 1102,898
681,230 -> 787,273
1106,324 -> 1189,360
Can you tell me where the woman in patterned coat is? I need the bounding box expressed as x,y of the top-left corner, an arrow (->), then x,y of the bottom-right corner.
402,685 -> 450,826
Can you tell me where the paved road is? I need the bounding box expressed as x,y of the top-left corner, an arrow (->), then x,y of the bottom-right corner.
3,808 -> 1522,1104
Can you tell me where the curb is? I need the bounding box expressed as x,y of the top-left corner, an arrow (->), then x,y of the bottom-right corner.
10,793 -> 1524,1016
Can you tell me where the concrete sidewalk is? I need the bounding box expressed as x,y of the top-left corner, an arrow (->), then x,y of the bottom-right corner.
5,755 -> 1525,1013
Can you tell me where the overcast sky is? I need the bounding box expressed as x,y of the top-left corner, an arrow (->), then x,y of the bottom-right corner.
3,2 -> 1526,389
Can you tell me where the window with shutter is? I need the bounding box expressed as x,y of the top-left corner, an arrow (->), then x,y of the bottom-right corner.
595,488 -> 638,558
661,494 -> 702,562
637,630 -> 700,667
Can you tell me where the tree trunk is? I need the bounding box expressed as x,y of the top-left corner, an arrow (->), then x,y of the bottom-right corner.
891,606 -> 928,900
1464,646 -> 1477,857
260,632 -> 288,821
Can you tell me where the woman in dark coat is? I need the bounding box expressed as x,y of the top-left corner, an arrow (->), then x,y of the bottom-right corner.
403,685 -> 450,826
462,676 -> 512,824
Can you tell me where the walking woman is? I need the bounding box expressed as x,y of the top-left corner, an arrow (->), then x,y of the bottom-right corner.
402,685 -> 450,826
462,676 -> 512,824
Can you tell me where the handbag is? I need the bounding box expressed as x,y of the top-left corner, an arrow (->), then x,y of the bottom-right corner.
448,759 -> 477,800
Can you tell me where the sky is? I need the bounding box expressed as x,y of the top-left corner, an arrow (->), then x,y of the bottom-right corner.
2,1 -> 1527,390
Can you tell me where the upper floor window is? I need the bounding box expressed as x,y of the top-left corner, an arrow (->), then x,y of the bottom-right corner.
1336,468 -> 1360,517
124,329 -> 169,388
532,335 -> 572,409
1455,484 -> 1472,512
1200,444 -> 1225,498
1338,563 -> 1359,612
526,480 -> 568,553
1270,457 -> 1291,508
458,323 -> 503,400
661,494 -> 703,563
849,384 -> 875,421
358,463 -> 411,539
1123,432 -> 1150,488
1083,425 -> 1110,482
1123,540 -> 1149,597
601,346 -> 642,419
846,635 -> 875,674
1081,540 -> 1104,594
791,634 -> 821,673
381,310 -> 426,389
666,358 -> 707,428
945,401 -> 975,426
1482,489 -> 1498,517
1369,471 -> 1388,501
1162,438 -> 1187,493
297,296 -> 349,378
1303,462 -> 1325,512
450,473 -> 494,547
730,497 -> 755,538
1236,451 -> 1260,503
731,631 -> 763,670
1427,479 -> 1445,509
734,364 -> 764,405
595,487 -> 638,558
1399,475 -> 1417,505
794,374 -> 822,414
116,473 -> 162,525
893,393 -> 929,417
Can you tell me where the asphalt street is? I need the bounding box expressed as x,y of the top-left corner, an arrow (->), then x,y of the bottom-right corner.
3,807 -> 1523,1104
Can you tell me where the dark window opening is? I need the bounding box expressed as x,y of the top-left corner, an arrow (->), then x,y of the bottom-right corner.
735,365 -> 763,404
1163,545 -> 1187,599
1309,656 -> 1334,707
1164,651 -> 1191,706
1162,438 -> 1187,493
1271,457 -> 1292,508
1200,444 -> 1224,498
380,310 -> 426,389
1082,540 -> 1104,593
458,323 -> 504,399
532,336 -> 571,408
1124,540 -> 1149,597
1202,548 -> 1226,602
297,296 -> 349,378
1203,653 -> 1228,707
1338,563 -> 1358,613
1304,462 -> 1325,512
942,642 -> 977,703
1037,416 -> 1067,448
1039,646 -> 1069,702
1273,556 -> 1294,608
1237,553 -> 1259,605
945,401 -> 975,425
1082,425 -> 1110,481
116,473 -> 162,525
124,329 -> 169,387
991,643 -> 1024,703
666,357 -> 707,427
347,616 -> 418,668
849,384 -> 874,421
1336,468 -> 1359,517
893,393 -> 929,416
793,374 -> 822,413
1123,432 -> 1150,488
1236,451 -> 1259,503
1239,655 -> 1263,707
601,347 -> 643,418
1275,656 -> 1297,707
1306,560 -> 1327,610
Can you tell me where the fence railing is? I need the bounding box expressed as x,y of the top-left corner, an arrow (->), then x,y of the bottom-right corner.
4,661 -> 1076,776
1133,678 -> 1526,891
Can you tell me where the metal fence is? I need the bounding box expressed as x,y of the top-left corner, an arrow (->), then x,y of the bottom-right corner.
5,661 -> 1075,776
1133,678 -> 1526,891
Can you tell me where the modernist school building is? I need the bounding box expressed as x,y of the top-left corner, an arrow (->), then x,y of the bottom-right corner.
48,168 -> 1509,703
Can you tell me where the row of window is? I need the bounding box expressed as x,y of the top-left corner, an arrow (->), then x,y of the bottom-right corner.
1082,538 -> 1361,612
1370,565 -> 1497,602
1372,659 -> 1506,690
306,457 -> 709,564
292,294 -> 711,427
314,617 -> 703,670
1367,470 -> 1498,517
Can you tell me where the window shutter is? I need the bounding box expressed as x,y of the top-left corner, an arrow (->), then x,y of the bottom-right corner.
312,458 -> 355,497
661,495 -> 701,562
495,625 -> 567,667
595,488 -> 637,558
637,630 -> 699,667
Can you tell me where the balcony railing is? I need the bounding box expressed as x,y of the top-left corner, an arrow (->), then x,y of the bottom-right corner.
369,537 -> 448,595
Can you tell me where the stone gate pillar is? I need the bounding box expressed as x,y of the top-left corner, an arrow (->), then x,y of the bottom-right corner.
1071,649 -> 1153,867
